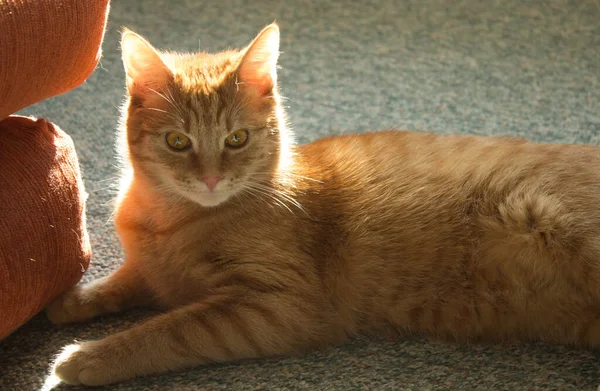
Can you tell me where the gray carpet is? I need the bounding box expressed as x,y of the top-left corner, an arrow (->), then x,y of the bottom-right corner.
2,0 -> 600,389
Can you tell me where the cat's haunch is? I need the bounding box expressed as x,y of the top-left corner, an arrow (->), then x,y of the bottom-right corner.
47,23 -> 600,386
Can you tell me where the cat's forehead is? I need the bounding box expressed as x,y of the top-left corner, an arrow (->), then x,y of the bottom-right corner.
166,50 -> 242,92
157,50 -> 270,132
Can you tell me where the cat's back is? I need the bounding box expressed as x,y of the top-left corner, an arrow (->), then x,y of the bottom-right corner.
298,130 -> 600,239
295,130 -> 600,341
300,130 -> 600,197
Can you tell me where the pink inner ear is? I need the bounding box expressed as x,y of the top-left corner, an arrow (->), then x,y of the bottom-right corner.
127,67 -> 171,104
127,74 -> 172,110
237,25 -> 280,97
238,62 -> 275,96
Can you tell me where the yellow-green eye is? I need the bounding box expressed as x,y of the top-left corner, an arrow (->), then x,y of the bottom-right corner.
165,132 -> 191,151
225,129 -> 249,149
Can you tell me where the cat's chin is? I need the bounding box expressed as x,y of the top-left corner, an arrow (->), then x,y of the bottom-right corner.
183,191 -> 232,208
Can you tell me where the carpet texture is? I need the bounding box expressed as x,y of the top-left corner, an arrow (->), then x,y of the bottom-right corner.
1,0 -> 599,390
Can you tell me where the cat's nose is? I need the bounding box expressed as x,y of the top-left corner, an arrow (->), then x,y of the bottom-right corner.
201,176 -> 223,192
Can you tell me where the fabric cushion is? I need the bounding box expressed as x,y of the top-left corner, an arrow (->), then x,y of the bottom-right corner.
0,116 -> 91,340
0,0 -> 110,120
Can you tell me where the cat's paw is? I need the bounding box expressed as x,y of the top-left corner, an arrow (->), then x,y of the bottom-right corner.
46,286 -> 95,325
52,342 -> 114,386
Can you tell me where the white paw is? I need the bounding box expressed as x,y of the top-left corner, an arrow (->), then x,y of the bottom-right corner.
52,342 -> 114,386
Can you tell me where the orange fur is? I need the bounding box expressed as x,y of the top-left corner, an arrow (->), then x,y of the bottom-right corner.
47,24 -> 600,386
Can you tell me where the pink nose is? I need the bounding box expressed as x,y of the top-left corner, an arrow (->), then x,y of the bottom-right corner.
201,176 -> 223,192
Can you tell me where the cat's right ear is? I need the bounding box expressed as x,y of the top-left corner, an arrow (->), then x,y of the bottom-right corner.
121,29 -> 172,102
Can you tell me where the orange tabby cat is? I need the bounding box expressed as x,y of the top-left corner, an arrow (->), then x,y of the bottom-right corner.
47,23 -> 600,386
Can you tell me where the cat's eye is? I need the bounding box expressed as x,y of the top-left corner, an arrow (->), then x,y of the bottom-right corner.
165,132 -> 192,151
225,129 -> 249,149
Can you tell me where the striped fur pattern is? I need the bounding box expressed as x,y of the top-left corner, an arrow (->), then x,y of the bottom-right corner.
47,24 -> 600,386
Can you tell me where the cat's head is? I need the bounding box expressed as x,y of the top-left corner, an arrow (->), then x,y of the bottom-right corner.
119,24 -> 293,207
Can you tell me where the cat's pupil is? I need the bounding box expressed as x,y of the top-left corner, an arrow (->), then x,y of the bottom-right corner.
232,134 -> 239,143
175,137 -> 182,146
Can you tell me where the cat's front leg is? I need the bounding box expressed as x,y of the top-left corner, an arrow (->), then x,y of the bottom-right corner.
46,262 -> 153,325
52,293 -> 327,386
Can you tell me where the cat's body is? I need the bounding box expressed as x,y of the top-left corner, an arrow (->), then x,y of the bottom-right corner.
117,130 -> 600,345
47,24 -> 600,386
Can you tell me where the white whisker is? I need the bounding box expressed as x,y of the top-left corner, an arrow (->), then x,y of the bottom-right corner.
145,107 -> 169,114
250,183 -> 309,217
243,180 -> 311,219
251,171 -> 324,184
147,87 -> 174,105
243,184 -> 295,216
239,187 -> 278,213
146,87 -> 186,124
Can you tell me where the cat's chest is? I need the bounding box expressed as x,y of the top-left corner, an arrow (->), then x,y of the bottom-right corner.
138,216 -> 286,307
139,226 -> 217,305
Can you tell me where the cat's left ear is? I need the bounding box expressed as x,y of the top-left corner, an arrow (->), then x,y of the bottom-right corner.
237,23 -> 280,97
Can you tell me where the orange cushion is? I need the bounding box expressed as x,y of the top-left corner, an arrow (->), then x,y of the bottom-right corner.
0,0 -> 111,120
0,116 -> 92,340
